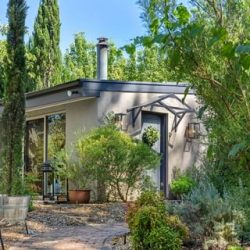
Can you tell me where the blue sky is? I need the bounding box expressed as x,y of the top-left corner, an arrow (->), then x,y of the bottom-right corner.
0,0 -> 146,52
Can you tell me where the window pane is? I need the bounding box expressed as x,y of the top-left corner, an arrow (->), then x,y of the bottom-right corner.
47,113 -> 66,196
47,113 -> 66,160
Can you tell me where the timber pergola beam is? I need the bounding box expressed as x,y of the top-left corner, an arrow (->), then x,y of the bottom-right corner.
127,94 -> 195,132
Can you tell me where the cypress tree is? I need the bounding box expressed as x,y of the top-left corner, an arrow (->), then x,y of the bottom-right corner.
0,25 -> 8,98
0,41 -> 7,98
1,0 -> 27,194
29,0 -> 61,89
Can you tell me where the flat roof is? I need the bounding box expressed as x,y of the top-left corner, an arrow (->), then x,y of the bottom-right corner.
26,79 -> 194,98
0,79 -> 195,109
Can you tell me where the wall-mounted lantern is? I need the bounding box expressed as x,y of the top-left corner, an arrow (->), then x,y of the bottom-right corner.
115,113 -> 126,130
185,122 -> 200,140
184,122 -> 201,152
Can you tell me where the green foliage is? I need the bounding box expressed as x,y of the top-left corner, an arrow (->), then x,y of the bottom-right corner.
137,0 -> 250,192
227,246 -> 245,250
0,40 -> 7,98
53,150 -> 91,190
131,44 -> 169,82
108,42 -> 126,80
1,0 -> 27,195
28,0 -> 61,89
131,206 -> 182,250
140,174 -> 158,192
62,34 -> 171,83
223,180 -> 250,242
76,125 -> 160,202
166,214 -> 189,241
148,225 -> 182,250
127,191 -> 187,250
22,172 -> 40,196
127,191 -> 166,224
62,32 -> 96,82
204,222 -> 240,250
170,175 -> 195,198
172,181 -> 246,246
142,125 -> 159,147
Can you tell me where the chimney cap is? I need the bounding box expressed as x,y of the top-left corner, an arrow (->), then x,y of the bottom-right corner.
97,37 -> 108,46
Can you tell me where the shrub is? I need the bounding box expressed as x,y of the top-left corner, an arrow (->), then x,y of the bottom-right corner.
181,165 -> 250,244
127,191 -> 166,227
227,246 -> 245,250
76,125 -> 160,202
131,205 -> 165,249
134,190 -> 166,211
224,181 -> 250,242
128,191 -> 188,250
204,222 -> 240,250
131,205 -> 182,250
172,181 -> 246,246
170,175 -> 195,198
148,225 -> 182,250
166,214 -> 189,241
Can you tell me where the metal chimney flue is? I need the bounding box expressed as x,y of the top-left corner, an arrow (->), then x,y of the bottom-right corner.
96,37 -> 108,80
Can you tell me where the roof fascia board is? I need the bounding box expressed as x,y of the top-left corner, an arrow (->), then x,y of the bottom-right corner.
26,80 -> 82,99
26,96 -> 95,113
0,79 -> 195,110
81,79 -> 195,95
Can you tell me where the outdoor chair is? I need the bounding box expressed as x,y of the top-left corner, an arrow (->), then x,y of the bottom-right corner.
0,195 -> 30,250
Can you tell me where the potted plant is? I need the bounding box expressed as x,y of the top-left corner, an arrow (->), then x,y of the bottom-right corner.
170,174 -> 195,200
67,161 -> 91,204
53,150 -> 91,204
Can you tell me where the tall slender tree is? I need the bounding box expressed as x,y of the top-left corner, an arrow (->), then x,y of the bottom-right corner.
0,40 -> 7,98
1,0 -> 27,194
0,23 -> 8,98
29,0 -> 61,89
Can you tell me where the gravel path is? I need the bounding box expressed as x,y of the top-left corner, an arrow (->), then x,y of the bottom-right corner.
2,201 -> 130,250
8,223 -> 129,250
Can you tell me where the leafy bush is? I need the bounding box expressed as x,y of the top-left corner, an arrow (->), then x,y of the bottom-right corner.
172,181 -> 246,247
166,214 -> 189,241
170,175 -> 195,198
127,191 -> 166,226
130,205 -> 182,250
224,181 -> 250,242
227,246 -> 245,250
204,222 -> 240,250
128,191 -> 188,250
175,164 -> 250,245
76,125 -> 160,202
148,225 -> 182,250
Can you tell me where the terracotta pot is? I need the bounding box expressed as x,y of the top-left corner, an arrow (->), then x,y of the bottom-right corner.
68,190 -> 91,204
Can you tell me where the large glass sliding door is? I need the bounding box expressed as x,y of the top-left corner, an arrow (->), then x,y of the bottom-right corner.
25,118 -> 44,193
25,113 -> 66,194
